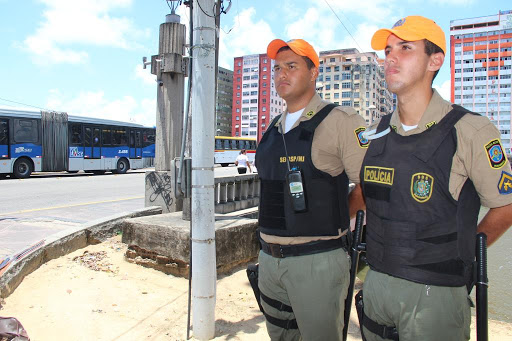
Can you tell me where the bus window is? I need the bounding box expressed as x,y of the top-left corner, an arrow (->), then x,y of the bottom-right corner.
0,119 -> 8,145
69,123 -> 82,146
14,119 -> 38,143
102,128 -> 112,146
84,127 -> 91,145
135,131 -> 142,147
250,141 -> 257,150
239,140 -> 247,150
231,140 -> 239,150
215,138 -> 223,149
223,139 -> 230,150
93,128 -> 100,146
113,128 -> 126,146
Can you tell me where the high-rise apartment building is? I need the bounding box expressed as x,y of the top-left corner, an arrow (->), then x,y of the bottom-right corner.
317,48 -> 394,125
216,67 -> 233,136
231,54 -> 284,141
450,10 -> 512,153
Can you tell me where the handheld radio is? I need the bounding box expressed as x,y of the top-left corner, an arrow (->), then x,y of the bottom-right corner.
281,123 -> 307,212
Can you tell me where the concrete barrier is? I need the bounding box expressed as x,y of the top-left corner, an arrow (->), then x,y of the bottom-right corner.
122,208 -> 259,277
0,206 -> 162,298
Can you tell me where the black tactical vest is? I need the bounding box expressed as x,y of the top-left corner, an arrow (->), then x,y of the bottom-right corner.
256,104 -> 350,237
361,105 -> 481,287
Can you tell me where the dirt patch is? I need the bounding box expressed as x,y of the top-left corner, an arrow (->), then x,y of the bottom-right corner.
0,236 -> 511,340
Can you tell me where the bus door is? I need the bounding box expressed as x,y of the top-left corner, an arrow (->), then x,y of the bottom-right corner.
84,126 -> 101,159
0,119 -> 9,159
0,118 -> 9,175
83,126 -> 101,170
130,129 -> 142,159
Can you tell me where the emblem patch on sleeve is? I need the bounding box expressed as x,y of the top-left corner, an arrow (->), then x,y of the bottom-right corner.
390,125 -> 397,132
305,110 -> 315,118
484,139 -> 506,169
354,127 -> 369,148
411,173 -> 434,203
498,171 -> 512,195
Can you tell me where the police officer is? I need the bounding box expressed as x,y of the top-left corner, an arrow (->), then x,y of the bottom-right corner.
359,16 -> 512,340
255,38 -> 367,340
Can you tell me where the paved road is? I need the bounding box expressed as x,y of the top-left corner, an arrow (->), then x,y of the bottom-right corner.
0,165 -> 248,259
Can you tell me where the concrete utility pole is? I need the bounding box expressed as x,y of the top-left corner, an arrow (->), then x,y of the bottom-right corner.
144,12 -> 187,213
155,14 -> 186,169
191,0 -> 217,338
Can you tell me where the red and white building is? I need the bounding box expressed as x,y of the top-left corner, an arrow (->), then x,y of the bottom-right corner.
450,10 -> 512,154
231,54 -> 284,141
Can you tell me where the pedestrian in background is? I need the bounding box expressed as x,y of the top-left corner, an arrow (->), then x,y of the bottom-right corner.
235,149 -> 252,174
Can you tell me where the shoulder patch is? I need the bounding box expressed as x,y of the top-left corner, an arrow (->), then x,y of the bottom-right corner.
485,139 -> 507,169
425,121 -> 436,129
390,125 -> 397,132
354,127 -> 369,148
305,110 -> 315,118
498,171 -> 512,195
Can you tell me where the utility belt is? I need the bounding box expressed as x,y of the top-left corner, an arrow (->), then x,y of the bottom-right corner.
260,235 -> 349,258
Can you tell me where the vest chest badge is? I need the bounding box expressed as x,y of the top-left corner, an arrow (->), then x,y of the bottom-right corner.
411,173 -> 434,203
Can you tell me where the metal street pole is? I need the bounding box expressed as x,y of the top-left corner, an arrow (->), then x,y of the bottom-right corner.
191,0 -> 217,339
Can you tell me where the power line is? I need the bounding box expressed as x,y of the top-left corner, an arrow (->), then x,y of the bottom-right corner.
0,97 -> 49,111
323,0 -> 364,53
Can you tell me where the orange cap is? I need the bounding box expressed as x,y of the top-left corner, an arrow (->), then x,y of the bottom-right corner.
267,39 -> 319,67
371,16 -> 446,54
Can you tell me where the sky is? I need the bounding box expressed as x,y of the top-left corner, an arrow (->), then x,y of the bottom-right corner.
0,0 -> 509,127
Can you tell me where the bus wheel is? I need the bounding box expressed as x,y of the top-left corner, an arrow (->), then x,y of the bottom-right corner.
114,158 -> 129,174
221,163 -> 229,167
13,158 -> 33,179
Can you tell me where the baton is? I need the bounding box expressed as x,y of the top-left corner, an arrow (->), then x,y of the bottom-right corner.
476,233 -> 488,341
343,210 -> 365,341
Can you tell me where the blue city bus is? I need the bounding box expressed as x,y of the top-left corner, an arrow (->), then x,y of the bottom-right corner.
0,107 -> 155,178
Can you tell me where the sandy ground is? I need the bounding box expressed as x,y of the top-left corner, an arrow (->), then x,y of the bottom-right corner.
1,236 -> 511,341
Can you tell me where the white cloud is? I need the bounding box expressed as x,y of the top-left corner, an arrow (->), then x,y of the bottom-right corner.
46,89 -> 156,126
218,7 -> 275,69
134,64 -> 156,85
433,80 -> 451,101
23,0 -> 148,65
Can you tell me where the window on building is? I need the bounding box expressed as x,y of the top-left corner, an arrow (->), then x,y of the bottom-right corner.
326,67 -> 331,72
334,83 -> 339,89
325,84 -> 331,90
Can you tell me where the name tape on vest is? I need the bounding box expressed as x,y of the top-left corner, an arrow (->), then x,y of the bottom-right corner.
363,166 -> 394,186
280,155 -> 305,163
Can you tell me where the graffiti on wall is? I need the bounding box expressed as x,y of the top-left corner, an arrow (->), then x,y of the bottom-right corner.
146,172 -> 174,208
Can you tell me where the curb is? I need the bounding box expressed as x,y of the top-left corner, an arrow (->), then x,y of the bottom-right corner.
0,206 -> 162,298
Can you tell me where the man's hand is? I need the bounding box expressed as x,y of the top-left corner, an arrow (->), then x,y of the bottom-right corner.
477,203 -> 512,246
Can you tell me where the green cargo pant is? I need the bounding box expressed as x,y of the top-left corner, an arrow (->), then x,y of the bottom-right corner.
362,269 -> 471,341
258,248 -> 351,341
